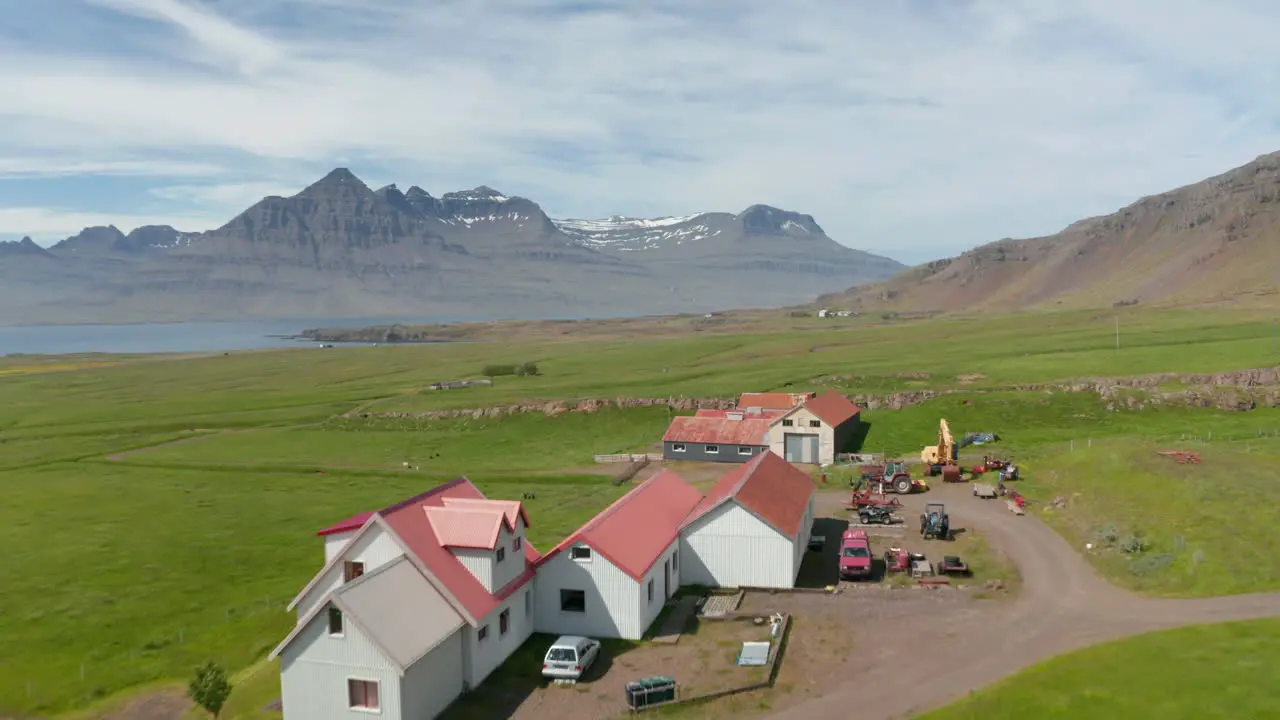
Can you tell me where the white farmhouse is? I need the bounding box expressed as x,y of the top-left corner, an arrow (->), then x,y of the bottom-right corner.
532,470 -> 703,640
678,451 -> 817,589
269,479 -> 538,720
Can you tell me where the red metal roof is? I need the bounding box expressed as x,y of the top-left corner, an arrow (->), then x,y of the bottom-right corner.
695,408 -> 789,420
315,478 -> 539,624
738,392 -> 814,410
802,390 -> 861,427
662,415 -> 771,445
536,470 -> 704,582
317,511 -> 374,537
681,451 -> 814,539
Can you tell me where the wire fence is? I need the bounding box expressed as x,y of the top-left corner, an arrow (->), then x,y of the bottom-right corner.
4,592 -> 289,715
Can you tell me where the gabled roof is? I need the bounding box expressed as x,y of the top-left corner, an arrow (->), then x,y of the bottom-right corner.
800,390 -> 861,427
269,556 -> 465,671
536,470 -> 703,581
695,408 -> 789,420
425,497 -> 530,550
681,451 -> 814,540
738,392 -> 814,410
317,511 -> 374,537
286,478 -> 539,627
662,415 -> 772,445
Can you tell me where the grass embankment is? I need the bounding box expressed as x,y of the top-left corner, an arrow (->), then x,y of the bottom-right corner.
3,306 -> 1280,716
918,618 -> 1280,719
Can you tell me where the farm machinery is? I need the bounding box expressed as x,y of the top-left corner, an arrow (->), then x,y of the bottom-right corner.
921,419 -> 964,482
919,502 -> 951,540
856,459 -> 927,494
856,505 -> 903,526
973,455 -> 1020,482
845,476 -> 904,511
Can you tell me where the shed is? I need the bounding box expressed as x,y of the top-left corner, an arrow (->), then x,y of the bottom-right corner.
662,413 -> 772,463
766,390 -> 862,465
677,451 -> 816,589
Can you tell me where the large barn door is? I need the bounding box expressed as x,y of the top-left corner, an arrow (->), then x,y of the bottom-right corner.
806,434 -> 820,464
784,433 -> 802,462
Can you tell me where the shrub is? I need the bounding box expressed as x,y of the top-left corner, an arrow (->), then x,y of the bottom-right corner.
515,361 -> 540,376
481,364 -> 518,377
189,661 -> 232,718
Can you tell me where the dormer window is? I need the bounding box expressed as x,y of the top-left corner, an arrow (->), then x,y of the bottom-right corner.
343,561 -> 364,583
496,547 -> 506,563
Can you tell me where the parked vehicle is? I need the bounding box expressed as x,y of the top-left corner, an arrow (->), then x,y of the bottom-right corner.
858,505 -> 902,525
839,529 -> 873,580
936,555 -> 970,576
543,636 -> 602,680
920,502 -> 951,540
857,459 -> 927,494
972,482 -> 998,499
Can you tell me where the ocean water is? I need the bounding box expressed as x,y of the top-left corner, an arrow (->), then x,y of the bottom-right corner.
0,317 -> 477,355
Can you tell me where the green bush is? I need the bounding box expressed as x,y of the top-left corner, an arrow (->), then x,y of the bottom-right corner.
515,361 -> 540,376
481,364 -> 518,377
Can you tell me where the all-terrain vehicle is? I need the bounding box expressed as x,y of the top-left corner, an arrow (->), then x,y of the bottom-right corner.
857,505 -> 902,525
920,502 -> 951,540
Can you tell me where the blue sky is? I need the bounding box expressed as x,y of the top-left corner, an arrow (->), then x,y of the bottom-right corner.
1,0 -> 1279,264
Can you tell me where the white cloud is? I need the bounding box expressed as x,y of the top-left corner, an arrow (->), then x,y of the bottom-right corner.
0,158 -> 225,180
1,0 -> 1279,262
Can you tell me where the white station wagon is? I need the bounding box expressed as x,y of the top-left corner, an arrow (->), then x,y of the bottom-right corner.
542,635 -> 602,680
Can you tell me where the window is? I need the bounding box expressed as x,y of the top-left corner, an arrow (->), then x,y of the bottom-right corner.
571,546 -> 592,562
347,679 -> 379,711
560,589 -> 586,613
738,446 -> 752,455
672,443 -> 686,452
343,561 -> 364,583
513,536 -> 522,552
705,444 -> 719,454
782,419 -> 794,427
327,607 -> 344,636
524,588 -> 532,617
647,579 -> 654,603
809,419 -> 822,428
478,624 -> 489,641
673,550 -> 678,572
500,608 -> 510,635
496,547 -> 506,563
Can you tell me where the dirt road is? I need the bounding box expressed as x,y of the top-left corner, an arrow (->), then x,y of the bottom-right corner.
765,483 -> 1280,720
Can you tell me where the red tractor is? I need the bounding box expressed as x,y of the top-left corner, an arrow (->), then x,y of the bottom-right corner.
856,459 -> 925,494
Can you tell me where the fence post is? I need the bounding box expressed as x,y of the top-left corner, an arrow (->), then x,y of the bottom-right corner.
179,629 -> 184,644
1088,438 -> 1092,448
81,663 -> 85,681
1070,439 -> 1074,452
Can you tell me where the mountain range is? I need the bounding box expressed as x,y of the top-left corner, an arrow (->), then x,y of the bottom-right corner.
818,150 -> 1280,314
0,169 -> 904,325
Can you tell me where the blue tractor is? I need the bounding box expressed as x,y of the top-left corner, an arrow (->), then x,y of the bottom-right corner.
920,502 -> 951,540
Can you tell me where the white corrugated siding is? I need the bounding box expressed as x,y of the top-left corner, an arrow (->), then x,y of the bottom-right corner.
324,531 -> 356,563
450,549 -> 494,592
533,543 -> 644,639
279,605 -> 403,720
467,581 -> 536,686
447,521 -> 527,593
636,542 -> 680,633
297,528 -> 405,621
679,502 -> 795,589
792,495 -> 815,584
401,628 -> 465,720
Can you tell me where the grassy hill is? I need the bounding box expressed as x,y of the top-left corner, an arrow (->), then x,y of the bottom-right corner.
817,150 -> 1280,314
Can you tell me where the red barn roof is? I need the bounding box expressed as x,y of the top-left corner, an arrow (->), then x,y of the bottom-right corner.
300,478 -> 539,625
695,408 -> 789,420
681,451 -> 814,539
802,390 -> 861,427
536,470 -> 703,581
662,415 -> 771,445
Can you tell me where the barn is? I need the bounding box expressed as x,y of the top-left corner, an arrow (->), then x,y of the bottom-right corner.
661,411 -> 774,463
678,451 -> 816,589
766,390 -> 862,465
532,470 -> 703,640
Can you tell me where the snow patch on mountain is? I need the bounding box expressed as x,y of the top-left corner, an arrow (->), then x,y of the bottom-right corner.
553,214 -> 724,251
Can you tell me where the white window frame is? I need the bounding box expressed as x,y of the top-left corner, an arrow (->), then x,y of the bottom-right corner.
809,419 -> 822,428
738,446 -> 752,455
571,546 -> 592,562
500,608 -> 510,636
346,677 -> 381,713
705,444 -> 719,454
672,443 -> 686,452
327,606 -> 344,637
496,546 -> 506,563
478,624 -> 489,641
560,588 -> 586,613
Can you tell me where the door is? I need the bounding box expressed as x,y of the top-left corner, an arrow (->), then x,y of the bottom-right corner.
663,559 -> 670,599
806,434 -> 820,464
784,433 -> 803,462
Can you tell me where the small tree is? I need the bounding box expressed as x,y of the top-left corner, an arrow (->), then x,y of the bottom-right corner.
189,661 -> 232,718
515,361 -> 540,376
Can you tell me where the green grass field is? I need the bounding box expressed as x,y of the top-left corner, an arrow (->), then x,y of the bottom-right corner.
918,618 -> 1280,719
4,306 -> 1280,716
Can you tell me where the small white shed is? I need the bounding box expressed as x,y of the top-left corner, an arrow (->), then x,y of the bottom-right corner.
678,451 -> 815,589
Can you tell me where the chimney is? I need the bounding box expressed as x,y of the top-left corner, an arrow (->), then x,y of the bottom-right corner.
726,411 -> 744,421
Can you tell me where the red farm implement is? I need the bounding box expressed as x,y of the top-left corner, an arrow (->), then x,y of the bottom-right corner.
1157,450 -> 1202,464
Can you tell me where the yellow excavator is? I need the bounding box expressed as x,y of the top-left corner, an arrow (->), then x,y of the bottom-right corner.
921,418 -> 962,482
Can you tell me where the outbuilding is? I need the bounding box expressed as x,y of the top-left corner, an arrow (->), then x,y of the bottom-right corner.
661,411 -> 774,463
678,451 -> 816,589
766,390 -> 862,465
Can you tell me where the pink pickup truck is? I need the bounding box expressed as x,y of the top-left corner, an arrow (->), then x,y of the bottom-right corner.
839,529 -> 873,580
